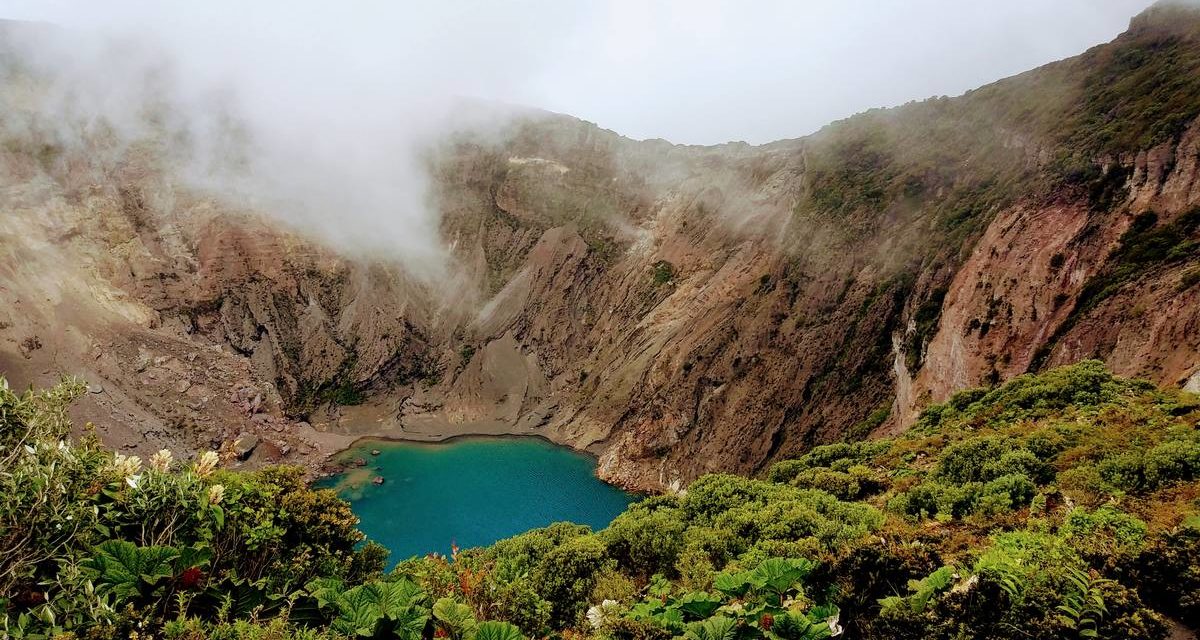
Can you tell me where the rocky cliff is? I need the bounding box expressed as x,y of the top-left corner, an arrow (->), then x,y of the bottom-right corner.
2,3 -> 1199,490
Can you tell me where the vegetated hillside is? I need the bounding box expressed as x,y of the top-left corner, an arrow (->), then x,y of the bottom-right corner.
2,3 -> 1200,491
4,362 -> 1199,639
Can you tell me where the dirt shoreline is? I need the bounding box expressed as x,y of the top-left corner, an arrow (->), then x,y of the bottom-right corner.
302,397 -> 612,479
323,431 -> 600,460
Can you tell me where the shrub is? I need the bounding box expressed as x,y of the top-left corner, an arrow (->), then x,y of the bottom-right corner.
530,535 -> 611,627
936,436 -> 1009,483
3,358 -> 1199,639
982,449 -> 1055,484
1137,524 -> 1200,623
1099,452 -> 1147,492
916,361 -> 1141,432
1143,438 -> 1200,488
602,504 -> 686,578
1062,506 -> 1149,562
890,480 -> 983,520
681,474 -> 781,521
487,522 -> 591,577
767,441 -> 890,482
652,261 -> 675,285
975,473 -> 1037,516
489,578 -> 551,637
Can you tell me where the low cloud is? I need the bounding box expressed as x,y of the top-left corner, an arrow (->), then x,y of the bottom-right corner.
0,0 -> 1157,278
0,4 -> 583,277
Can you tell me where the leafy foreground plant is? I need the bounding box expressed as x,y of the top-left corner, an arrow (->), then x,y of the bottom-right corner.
603,558 -> 841,640
2,361 -> 1199,639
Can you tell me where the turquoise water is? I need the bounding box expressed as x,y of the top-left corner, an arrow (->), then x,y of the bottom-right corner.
317,437 -> 637,562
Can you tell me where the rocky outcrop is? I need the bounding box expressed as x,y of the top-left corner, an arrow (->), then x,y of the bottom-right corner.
2,5 -> 1200,490
903,117 -> 1200,426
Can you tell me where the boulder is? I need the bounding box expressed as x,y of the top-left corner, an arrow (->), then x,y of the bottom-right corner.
234,434 -> 259,460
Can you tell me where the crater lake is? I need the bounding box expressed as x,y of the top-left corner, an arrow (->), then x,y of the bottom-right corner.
318,436 -> 638,561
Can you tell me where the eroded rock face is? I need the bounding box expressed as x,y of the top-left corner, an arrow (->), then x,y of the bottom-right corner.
901,118 -> 1200,429
3,9 -> 1200,490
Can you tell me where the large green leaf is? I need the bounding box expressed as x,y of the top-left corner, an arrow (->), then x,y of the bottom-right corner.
684,616 -> 739,640
333,585 -> 383,638
288,596 -> 330,629
676,591 -> 724,620
750,558 -> 815,596
372,579 -> 425,618
333,581 -> 429,639
384,604 -> 430,640
173,544 -> 212,573
433,597 -> 477,639
788,605 -> 841,640
85,540 -> 180,600
769,611 -> 829,640
628,600 -> 666,619
659,607 -> 685,631
472,621 -> 525,640
713,571 -> 754,598
290,577 -> 347,627
627,600 -> 684,633
306,577 -> 347,610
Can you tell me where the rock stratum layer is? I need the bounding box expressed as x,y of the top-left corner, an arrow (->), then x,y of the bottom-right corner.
2,5 -> 1200,489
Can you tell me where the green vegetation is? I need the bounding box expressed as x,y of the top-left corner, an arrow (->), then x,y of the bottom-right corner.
1062,6 -> 1200,156
459,345 -> 477,367
1180,265 -> 1200,292
3,361 -> 1199,639
652,261 -> 675,286
845,404 -> 891,442
327,381 -> 366,407
784,4 -> 1200,288
295,353 -> 367,411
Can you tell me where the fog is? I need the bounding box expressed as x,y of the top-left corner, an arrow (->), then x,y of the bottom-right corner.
1,1 -> 1156,144
0,0 -> 1157,274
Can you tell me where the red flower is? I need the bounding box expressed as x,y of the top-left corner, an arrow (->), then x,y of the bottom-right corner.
759,614 -> 774,631
178,566 -> 205,590
434,628 -> 449,638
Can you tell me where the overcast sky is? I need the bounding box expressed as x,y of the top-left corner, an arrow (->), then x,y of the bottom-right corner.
0,0 -> 1156,145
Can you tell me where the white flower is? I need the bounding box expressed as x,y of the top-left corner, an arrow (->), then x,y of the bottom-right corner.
586,600 -> 619,629
194,451 -> 220,477
207,484 -> 225,505
125,474 -> 143,490
951,574 -> 979,595
827,611 -> 843,637
111,454 -> 142,477
150,449 -> 173,472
